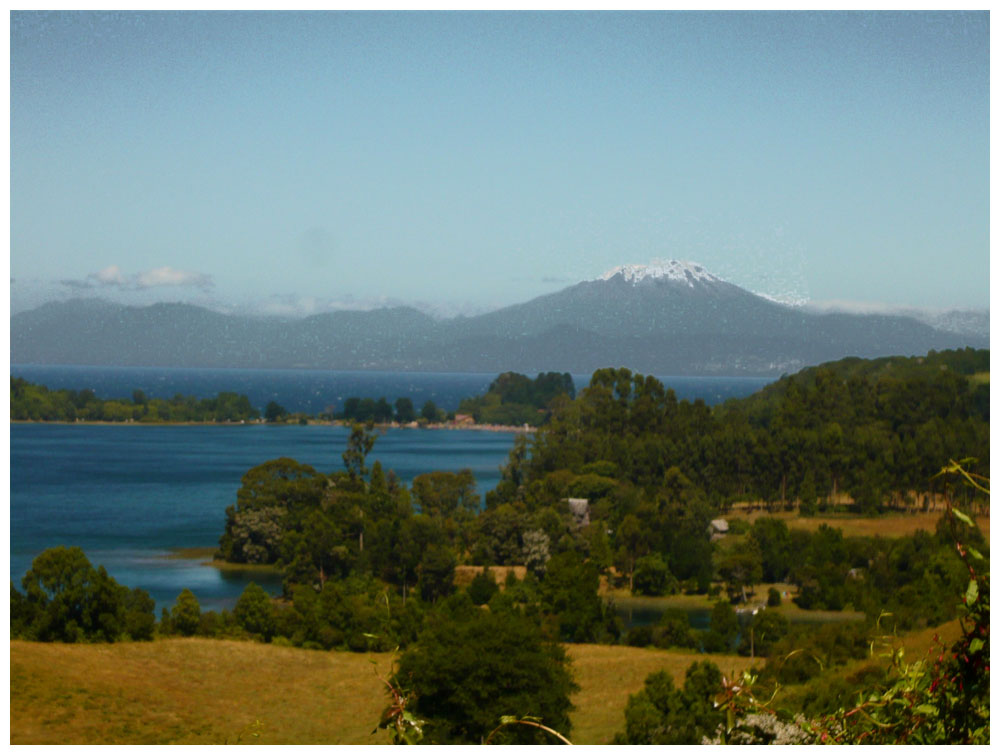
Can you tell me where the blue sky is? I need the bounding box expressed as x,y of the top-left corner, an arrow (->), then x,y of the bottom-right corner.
10,11 -> 989,316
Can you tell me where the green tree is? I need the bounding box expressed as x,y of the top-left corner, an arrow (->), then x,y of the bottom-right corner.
264,400 -> 288,422
395,607 -> 578,743
395,397 -> 416,423
539,551 -> 619,643
234,582 -> 276,641
798,469 -> 819,515
748,517 -> 791,583
717,539 -> 763,604
472,504 -> 526,566
218,457 -> 325,564
343,423 -> 377,480
417,544 -> 456,603
14,546 -> 154,642
411,470 -> 479,519
420,400 -> 440,423
466,568 -> 499,606
632,553 -> 677,596
615,513 -> 649,592
616,661 -> 725,744
170,588 -> 202,636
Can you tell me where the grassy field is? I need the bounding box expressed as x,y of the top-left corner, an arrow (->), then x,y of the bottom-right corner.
727,509 -> 989,542
453,564 -> 527,588
10,638 -> 753,745
565,644 -> 752,744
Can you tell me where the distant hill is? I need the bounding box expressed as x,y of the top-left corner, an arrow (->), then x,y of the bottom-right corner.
10,261 -> 988,375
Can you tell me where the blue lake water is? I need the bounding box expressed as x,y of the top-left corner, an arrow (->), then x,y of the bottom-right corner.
10,366 -> 772,613
10,423 -> 517,612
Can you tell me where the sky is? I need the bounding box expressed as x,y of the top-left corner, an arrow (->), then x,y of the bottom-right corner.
9,11 -> 990,317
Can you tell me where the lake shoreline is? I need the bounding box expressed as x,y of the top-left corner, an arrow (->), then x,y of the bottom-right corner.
9,418 -> 535,433
166,547 -> 284,575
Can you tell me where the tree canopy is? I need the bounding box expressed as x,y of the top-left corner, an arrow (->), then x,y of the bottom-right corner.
394,599 -> 578,744
11,546 -> 155,642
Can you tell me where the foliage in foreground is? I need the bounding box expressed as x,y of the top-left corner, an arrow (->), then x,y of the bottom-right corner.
390,595 -> 578,744
709,462 -> 989,745
614,660 -> 726,744
808,465 -> 990,744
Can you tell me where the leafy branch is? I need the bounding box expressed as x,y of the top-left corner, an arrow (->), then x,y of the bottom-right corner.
484,716 -> 573,745
370,662 -> 425,745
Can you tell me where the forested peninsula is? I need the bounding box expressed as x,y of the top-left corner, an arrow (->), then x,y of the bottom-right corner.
9,370 -> 576,429
10,379 -> 261,423
11,347 -> 990,744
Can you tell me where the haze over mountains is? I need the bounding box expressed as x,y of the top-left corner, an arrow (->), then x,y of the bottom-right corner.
11,261 -> 988,376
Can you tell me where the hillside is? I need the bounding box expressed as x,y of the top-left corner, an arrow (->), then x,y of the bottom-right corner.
11,261 -> 987,375
10,638 -> 752,745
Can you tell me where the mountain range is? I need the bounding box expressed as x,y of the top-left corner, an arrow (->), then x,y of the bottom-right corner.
10,261 -> 988,376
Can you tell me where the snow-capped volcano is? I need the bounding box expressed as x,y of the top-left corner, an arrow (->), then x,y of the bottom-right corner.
12,258 -> 987,375
598,259 -> 721,287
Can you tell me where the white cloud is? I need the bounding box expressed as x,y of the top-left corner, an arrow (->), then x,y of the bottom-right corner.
62,265 -> 215,292
93,265 -> 126,286
803,299 -> 931,316
135,266 -> 213,290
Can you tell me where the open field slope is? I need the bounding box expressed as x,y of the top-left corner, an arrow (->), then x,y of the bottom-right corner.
10,638 -> 753,745
564,644 -> 753,744
10,639 -> 396,745
728,510 -> 990,543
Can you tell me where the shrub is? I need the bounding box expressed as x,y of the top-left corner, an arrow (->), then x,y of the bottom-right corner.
395,608 -> 578,743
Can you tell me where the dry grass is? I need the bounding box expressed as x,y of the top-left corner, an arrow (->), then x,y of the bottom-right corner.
10,638 -> 754,745
566,644 -> 753,744
727,509 -> 989,542
10,639 -> 397,745
453,564 -> 526,588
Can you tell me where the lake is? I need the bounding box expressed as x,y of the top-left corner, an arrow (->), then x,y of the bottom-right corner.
10,423 -> 517,611
10,366 -> 773,612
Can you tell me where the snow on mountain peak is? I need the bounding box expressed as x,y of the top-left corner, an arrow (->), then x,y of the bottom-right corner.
598,259 -> 720,287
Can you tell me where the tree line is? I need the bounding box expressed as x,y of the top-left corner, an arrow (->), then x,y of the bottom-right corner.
457,371 -> 576,426
10,378 -> 260,423
330,396 -> 444,424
